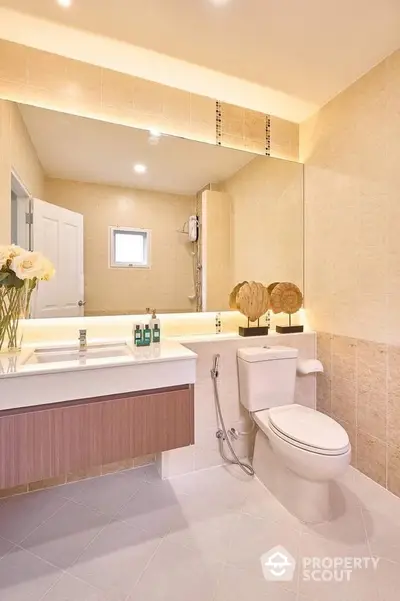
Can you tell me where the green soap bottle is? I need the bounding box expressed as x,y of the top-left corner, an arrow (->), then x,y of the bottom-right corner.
143,324 -> 152,345
134,324 -> 142,346
153,323 -> 161,343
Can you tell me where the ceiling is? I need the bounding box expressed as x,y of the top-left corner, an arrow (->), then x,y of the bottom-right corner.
3,0 -> 400,113
19,105 -> 255,195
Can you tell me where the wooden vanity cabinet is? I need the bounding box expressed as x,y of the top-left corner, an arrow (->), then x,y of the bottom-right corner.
0,384 -> 194,489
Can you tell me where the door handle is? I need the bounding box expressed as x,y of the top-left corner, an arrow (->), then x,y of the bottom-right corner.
78,300 -> 86,307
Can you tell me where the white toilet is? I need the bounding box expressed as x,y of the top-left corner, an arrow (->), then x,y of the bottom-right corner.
237,345 -> 351,523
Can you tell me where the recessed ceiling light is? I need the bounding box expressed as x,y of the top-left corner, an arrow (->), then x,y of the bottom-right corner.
134,164 -> 147,174
57,0 -> 72,7
149,129 -> 161,137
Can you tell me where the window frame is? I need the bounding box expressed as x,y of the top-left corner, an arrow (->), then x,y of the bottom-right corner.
109,226 -> 151,269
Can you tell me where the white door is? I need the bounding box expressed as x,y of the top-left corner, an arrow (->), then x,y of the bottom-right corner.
32,198 -> 84,318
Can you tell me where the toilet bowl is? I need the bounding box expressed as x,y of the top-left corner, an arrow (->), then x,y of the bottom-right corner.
237,346 -> 351,523
252,404 -> 351,523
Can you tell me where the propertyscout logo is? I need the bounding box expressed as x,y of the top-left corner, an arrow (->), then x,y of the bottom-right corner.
261,546 -> 380,583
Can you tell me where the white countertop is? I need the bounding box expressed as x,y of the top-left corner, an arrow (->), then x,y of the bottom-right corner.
0,339 -> 197,411
0,339 -> 196,379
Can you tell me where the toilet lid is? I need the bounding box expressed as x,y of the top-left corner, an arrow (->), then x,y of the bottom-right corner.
268,404 -> 349,453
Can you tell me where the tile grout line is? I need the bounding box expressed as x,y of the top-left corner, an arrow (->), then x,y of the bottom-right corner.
9,497 -> 70,548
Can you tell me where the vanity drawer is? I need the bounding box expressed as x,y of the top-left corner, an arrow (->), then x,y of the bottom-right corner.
0,385 -> 194,489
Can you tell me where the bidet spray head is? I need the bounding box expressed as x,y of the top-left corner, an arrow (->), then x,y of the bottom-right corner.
211,354 -> 220,378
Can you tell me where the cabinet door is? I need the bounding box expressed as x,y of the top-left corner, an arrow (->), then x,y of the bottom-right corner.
101,397 -> 131,466
0,414 -> 28,489
99,387 -> 194,464
129,388 -> 194,457
61,403 -> 103,474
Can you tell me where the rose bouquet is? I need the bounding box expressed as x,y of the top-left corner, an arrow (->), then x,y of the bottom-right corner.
0,245 -> 55,352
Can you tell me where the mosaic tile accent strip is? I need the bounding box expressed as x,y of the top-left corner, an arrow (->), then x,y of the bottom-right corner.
216,100 -> 222,146
265,115 -> 271,156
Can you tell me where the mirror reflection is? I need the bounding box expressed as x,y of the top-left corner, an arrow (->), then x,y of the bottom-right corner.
9,103 -> 303,317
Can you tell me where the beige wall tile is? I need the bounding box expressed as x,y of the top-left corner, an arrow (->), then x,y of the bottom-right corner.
132,78 -> 164,115
356,430 -> 387,487
220,132 -> 245,151
332,335 -> 357,381
0,99 -> 44,242
0,39 -> 27,84
316,372 -> 331,414
357,340 -> 388,441
223,155 -> 303,290
0,40 -> 299,162
388,345 -> 400,449
163,86 -> 191,127
317,332 -> 332,376
202,190 -> 232,311
244,110 -> 265,142
331,374 -> 356,425
101,68 -> 135,111
270,116 -> 299,161
27,48 -> 70,91
190,95 -> 215,124
336,417 -> 357,467
0,99 -> 11,243
388,444 -> 400,497
243,139 -> 266,154
10,102 -> 44,198
221,102 -> 244,138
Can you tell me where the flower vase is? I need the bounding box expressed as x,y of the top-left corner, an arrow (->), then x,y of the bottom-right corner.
0,280 -> 31,353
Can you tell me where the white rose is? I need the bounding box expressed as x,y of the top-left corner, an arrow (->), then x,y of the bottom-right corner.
0,246 -> 11,269
11,251 -> 45,281
40,257 -> 55,281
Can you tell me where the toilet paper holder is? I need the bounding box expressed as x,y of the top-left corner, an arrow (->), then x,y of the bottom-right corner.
296,359 -> 324,376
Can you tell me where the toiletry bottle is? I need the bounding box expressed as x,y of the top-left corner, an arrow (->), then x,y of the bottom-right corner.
215,312 -> 222,334
143,324 -> 152,345
150,309 -> 161,342
133,324 -> 143,346
153,323 -> 161,343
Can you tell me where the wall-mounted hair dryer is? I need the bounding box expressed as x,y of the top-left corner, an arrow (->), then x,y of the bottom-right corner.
188,215 -> 199,242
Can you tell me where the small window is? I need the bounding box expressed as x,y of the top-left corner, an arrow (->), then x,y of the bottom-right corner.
109,227 -> 150,268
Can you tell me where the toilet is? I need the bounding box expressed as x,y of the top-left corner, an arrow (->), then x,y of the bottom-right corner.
237,345 -> 351,523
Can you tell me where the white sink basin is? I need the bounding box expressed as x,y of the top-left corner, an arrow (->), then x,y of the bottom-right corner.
26,342 -> 132,365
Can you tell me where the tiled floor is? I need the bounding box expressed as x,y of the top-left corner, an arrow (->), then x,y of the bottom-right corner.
0,463 -> 399,600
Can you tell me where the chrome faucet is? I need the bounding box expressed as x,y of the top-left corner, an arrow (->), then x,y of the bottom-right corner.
79,329 -> 87,351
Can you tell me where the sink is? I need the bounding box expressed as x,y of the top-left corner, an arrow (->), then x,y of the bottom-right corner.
25,342 -> 132,365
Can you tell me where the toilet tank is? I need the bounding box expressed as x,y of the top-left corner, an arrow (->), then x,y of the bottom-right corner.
237,346 -> 299,412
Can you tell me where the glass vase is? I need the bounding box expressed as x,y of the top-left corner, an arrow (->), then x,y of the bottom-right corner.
0,281 -> 30,353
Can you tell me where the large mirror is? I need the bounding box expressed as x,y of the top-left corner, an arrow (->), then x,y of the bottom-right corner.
8,102 -> 303,317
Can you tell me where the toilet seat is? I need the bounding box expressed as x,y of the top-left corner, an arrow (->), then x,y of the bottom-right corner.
254,404 -> 350,456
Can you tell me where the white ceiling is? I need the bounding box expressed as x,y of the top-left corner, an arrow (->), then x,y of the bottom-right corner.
19,104 -> 256,195
3,0 -> 400,115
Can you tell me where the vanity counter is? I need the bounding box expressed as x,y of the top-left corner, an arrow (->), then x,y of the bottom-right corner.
0,340 -> 197,411
0,339 -> 196,379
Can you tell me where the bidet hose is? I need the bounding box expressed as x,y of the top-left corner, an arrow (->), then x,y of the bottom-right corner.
210,354 -> 254,477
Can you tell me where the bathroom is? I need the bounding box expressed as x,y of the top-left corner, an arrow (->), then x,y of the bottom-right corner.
0,1 -> 399,599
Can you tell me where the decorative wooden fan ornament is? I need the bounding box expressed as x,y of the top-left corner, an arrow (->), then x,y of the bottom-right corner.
236,281 -> 269,323
229,281 -> 270,336
270,282 -> 303,315
229,281 -> 247,310
269,282 -> 304,333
